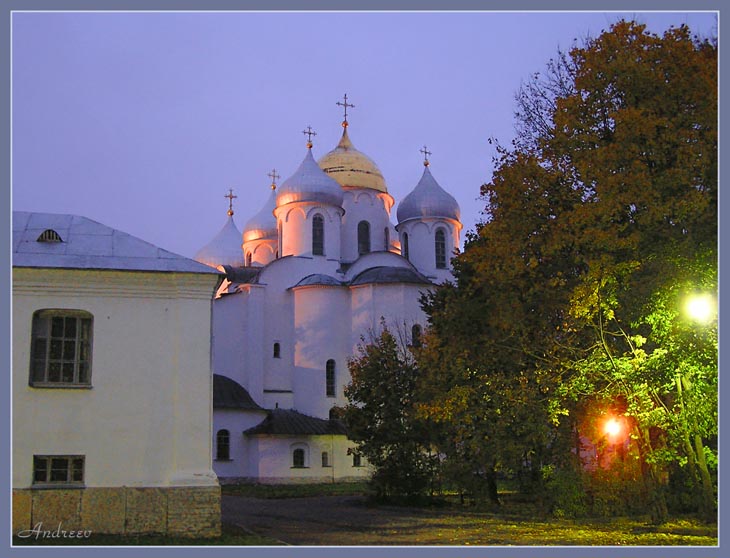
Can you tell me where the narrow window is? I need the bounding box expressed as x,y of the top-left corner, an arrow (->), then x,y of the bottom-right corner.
322,452 -> 330,467
30,310 -> 93,386
277,220 -> 283,258
273,342 -> 281,359
435,228 -> 447,269
312,214 -> 325,256
293,448 -> 305,468
216,429 -> 230,460
326,359 -> 336,397
384,227 -> 390,251
411,324 -> 422,348
246,252 -> 252,266
33,455 -> 84,485
352,453 -> 362,467
403,233 -> 410,260
357,221 -> 371,255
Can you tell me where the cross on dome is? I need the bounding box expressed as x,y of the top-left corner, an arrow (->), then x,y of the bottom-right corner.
224,188 -> 238,216
268,169 -> 280,190
420,145 -> 432,167
302,126 -> 317,148
336,93 -> 355,128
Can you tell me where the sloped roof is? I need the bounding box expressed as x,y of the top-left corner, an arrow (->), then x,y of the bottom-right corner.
13,211 -> 219,275
213,374 -> 263,410
194,216 -> 245,268
220,265 -> 262,284
349,266 -> 431,286
291,274 -> 344,288
244,408 -> 348,436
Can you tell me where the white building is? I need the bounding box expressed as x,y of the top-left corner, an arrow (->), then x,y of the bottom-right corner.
195,114 -> 462,483
12,212 -> 222,536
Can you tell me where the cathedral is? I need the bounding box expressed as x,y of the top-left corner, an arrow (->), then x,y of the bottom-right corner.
194,99 -> 463,483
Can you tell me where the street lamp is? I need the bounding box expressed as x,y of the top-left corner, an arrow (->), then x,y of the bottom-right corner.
684,293 -> 716,324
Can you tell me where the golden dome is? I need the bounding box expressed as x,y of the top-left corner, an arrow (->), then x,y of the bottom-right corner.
317,127 -> 387,193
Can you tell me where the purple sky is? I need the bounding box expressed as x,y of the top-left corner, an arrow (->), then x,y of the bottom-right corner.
11,11 -> 718,259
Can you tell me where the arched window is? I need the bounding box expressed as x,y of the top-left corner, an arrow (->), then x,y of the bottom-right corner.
277,220 -> 283,258
246,252 -> 252,266
273,342 -> 281,358
384,227 -> 390,251
435,228 -> 447,269
403,233 -> 410,260
357,221 -> 371,255
326,359 -> 336,397
216,429 -> 230,460
411,324 -> 422,348
292,448 -> 306,468
322,452 -> 330,467
30,310 -> 93,386
312,214 -> 324,256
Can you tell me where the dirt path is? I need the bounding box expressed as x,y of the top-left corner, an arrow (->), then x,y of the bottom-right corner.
222,494 -> 466,546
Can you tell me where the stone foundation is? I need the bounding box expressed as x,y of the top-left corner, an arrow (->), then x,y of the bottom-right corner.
13,485 -> 220,538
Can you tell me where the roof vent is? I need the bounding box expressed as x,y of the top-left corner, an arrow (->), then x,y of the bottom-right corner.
37,229 -> 63,243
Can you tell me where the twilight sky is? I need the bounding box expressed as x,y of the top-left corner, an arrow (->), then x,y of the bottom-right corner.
11,10 -> 718,259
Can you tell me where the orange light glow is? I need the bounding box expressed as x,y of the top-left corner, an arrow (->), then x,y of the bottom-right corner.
604,417 -> 622,439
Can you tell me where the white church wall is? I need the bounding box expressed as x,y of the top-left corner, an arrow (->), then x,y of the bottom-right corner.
276,204 -> 343,259
291,285 -> 351,417
12,268 -> 219,489
213,409 -> 267,480
398,217 -> 460,283
243,238 -> 277,267
340,189 -> 394,262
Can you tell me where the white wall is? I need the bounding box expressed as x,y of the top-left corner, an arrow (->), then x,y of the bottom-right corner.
275,203 -> 343,260
398,217 -> 461,283
12,268 -> 220,488
340,189 -> 394,263
212,408 -> 268,479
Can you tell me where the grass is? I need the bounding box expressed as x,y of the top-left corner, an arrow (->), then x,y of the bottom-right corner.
12,522 -> 280,546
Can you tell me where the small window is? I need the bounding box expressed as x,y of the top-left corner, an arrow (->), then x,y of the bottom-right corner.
30,310 -> 93,387
273,342 -> 281,359
352,453 -> 362,467
293,448 -> 306,468
37,229 -> 62,243
384,227 -> 390,251
326,359 -> 336,397
411,324 -> 422,348
312,214 -> 325,256
435,228 -> 447,269
277,221 -> 283,259
246,252 -> 252,266
216,429 -> 230,460
33,455 -> 84,485
322,452 -> 330,468
357,221 -> 371,255
403,233 -> 410,260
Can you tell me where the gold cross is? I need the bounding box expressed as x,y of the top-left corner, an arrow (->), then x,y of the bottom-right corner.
302,126 -> 317,147
224,188 -> 238,216
268,169 -> 280,190
336,93 -> 355,127
420,145 -> 432,166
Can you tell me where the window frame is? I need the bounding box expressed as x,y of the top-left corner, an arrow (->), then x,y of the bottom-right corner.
357,221 -> 371,256
322,451 -> 331,468
273,342 -> 281,359
403,232 -> 409,260
312,213 -> 325,256
32,455 -> 85,487
216,429 -> 231,461
435,228 -> 447,269
292,448 -> 306,468
29,309 -> 93,388
325,359 -> 336,397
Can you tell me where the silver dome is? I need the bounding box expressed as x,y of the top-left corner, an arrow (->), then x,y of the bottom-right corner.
194,216 -> 244,268
276,148 -> 344,208
397,165 -> 460,224
243,188 -> 278,243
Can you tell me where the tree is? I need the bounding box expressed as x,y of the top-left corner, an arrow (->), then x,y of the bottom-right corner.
343,325 -> 436,501
421,21 -> 717,521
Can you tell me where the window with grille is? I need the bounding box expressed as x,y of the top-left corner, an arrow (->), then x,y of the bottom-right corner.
357,221 -> 371,255
312,214 -> 325,255
435,228 -> 447,269
37,229 -> 62,243
30,310 -> 92,387
326,359 -> 336,397
216,429 -> 230,460
33,455 -> 84,485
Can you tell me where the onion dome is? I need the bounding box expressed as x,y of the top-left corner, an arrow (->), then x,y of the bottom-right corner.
194,215 -> 244,268
243,185 -> 278,243
397,164 -> 460,224
317,127 -> 387,192
276,138 -> 344,208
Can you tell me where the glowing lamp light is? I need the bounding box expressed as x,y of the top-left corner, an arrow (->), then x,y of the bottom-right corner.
684,293 -> 716,324
604,417 -> 623,440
